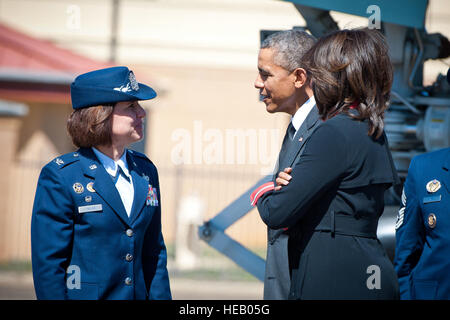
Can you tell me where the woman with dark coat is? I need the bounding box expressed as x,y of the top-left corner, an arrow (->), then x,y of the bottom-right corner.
251,29 -> 400,299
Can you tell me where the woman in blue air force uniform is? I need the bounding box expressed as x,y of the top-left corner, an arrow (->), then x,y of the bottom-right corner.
394,147 -> 450,299
394,69 -> 450,300
31,66 -> 171,300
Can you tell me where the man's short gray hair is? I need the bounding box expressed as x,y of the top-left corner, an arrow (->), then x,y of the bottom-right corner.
261,30 -> 316,72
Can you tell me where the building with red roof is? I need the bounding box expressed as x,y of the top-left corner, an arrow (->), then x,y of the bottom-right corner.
0,22 -> 111,105
0,22 -> 112,262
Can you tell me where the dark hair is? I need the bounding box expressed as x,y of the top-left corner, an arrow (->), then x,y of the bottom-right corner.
261,30 -> 316,72
303,28 -> 393,138
67,104 -> 114,148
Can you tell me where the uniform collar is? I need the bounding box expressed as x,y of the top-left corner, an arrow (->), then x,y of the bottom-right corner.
291,95 -> 316,132
92,147 -> 131,180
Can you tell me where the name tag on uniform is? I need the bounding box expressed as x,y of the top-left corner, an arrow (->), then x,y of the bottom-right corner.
423,194 -> 441,204
78,204 -> 103,213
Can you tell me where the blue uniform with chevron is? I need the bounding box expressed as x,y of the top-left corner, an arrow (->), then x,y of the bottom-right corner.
394,147 -> 450,300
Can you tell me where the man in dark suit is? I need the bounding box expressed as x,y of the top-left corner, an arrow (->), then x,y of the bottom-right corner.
253,30 -> 318,300
252,28 -> 399,300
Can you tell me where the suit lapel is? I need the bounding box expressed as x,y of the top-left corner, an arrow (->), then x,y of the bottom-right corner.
127,151 -> 149,225
78,148 -> 130,226
280,106 -> 320,170
278,135 -> 296,172
274,125 -> 293,176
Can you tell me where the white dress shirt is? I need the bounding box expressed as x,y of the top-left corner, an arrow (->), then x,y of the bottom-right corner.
291,95 -> 316,139
92,147 -> 134,217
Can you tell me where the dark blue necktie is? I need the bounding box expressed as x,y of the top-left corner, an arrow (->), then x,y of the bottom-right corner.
277,122 -> 295,173
287,122 -> 295,140
111,165 -> 131,184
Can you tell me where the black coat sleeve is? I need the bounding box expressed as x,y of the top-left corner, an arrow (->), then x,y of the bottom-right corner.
257,122 -> 349,229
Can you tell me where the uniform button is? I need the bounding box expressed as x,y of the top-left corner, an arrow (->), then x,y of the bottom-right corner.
124,277 -> 132,285
125,253 -> 133,262
126,229 -> 133,237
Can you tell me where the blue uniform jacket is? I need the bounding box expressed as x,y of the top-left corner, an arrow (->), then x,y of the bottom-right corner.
394,147 -> 450,300
31,148 -> 171,300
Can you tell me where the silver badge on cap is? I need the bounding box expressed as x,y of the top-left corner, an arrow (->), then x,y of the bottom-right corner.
113,71 -> 139,93
129,71 -> 139,91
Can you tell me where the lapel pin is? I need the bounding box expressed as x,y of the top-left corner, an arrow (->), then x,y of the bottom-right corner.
426,179 -> 441,193
86,182 -> 96,193
299,137 -> 303,142
427,213 -> 437,229
85,195 -> 92,203
73,182 -> 84,194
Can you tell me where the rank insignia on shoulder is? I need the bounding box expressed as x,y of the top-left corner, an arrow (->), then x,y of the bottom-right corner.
146,185 -> 159,206
55,158 -> 64,166
89,164 -> 97,170
73,182 -> 84,194
427,213 -> 437,229
426,179 -> 441,193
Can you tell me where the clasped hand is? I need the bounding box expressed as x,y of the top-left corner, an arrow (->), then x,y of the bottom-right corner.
275,167 -> 292,191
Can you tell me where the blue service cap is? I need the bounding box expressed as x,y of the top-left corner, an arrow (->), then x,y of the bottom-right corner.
70,66 -> 157,110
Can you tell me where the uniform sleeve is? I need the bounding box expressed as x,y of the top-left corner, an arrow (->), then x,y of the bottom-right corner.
31,163 -> 74,300
142,165 -> 172,300
257,123 -> 349,229
394,157 -> 425,300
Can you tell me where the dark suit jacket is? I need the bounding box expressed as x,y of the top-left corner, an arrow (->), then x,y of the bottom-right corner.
31,148 -> 171,300
258,113 -> 400,299
264,106 -> 320,300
